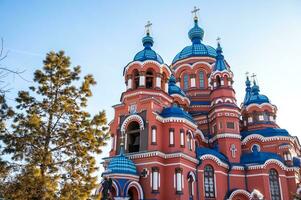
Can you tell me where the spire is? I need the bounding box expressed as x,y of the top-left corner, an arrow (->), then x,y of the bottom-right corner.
243,72 -> 252,103
142,21 -> 154,48
251,73 -> 260,95
213,38 -> 227,71
188,6 -> 204,43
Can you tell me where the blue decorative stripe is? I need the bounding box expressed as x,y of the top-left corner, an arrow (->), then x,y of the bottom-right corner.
190,101 -> 211,106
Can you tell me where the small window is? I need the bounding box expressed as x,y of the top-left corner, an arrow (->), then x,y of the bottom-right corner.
183,74 -> 189,90
151,127 -> 157,145
180,130 -> 184,147
216,76 -> 221,87
152,167 -> 159,192
199,71 -> 205,88
133,70 -> 139,89
175,168 -> 183,193
169,129 -> 174,146
146,70 -> 154,88
187,132 -> 193,151
263,112 -> 269,121
226,122 -> 235,129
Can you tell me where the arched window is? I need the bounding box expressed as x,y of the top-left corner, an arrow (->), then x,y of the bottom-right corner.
161,72 -> 167,92
204,165 -> 215,198
216,76 -> 221,87
183,74 -> 189,90
187,131 -> 193,151
199,71 -> 205,88
146,69 -> 154,88
263,112 -> 269,121
133,70 -> 139,89
187,173 -> 195,199
269,169 -> 281,200
126,121 -> 140,153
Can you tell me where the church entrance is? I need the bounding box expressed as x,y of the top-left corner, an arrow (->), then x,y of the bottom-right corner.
127,186 -> 139,200
126,121 -> 140,153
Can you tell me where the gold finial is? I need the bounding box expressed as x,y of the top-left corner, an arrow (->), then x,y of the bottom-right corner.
191,6 -> 200,21
145,21 -> 152,35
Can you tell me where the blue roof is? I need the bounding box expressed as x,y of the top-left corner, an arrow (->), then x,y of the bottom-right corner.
241,150 -> 284,165
293,157 -> 301,167
213,42 -> 228,71
244,81 -> 270,106
172,19 -> 216,64
196,147 -> 228,162
160,105 -> 195,123
133,33 -> 164,64
168,75 -> 186,97
241,128 -> 290,139
103,154 -> 137,176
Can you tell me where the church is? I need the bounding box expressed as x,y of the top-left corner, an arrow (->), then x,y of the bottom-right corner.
97,7 -> 301,200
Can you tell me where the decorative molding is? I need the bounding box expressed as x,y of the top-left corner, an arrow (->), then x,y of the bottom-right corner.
155,115 -> 197,129
124,60 -> 171,76
209,133 -> 241,143
199,154 -> 229,169
122,90 -> 173,103
247,159 -> 297,171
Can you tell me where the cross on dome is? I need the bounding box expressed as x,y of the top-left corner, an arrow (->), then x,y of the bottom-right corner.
216,37 -> 221,44
191,6 -> 200,20
145,21 -> 152,35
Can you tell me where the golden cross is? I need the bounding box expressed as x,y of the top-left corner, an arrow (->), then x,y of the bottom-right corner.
191,6 -> 200,20
145,21 -> 152,34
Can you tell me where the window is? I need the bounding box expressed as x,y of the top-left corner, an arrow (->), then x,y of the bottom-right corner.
284,152 -> 292,161
216,76 -> 221,87
187,131 -> 193,151
188,173 -> 195,199
226,122 -> 235,129
152,167 -> 159,192
183,74 -> 189,90
204,165 -> 215,198
146,69 -> 154,88
180,130 -> 184,147
199,71 -> 205,88
263,112 -> 269,121
126,121 -> 140,153
133,70 -> 139,89
169,129 -> 174,146
151,126 -> 157,145
269,169 -> 281,200
175,168 -> 183,193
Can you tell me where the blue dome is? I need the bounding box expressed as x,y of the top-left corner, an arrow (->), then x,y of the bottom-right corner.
133,33 -> 164,64
168,75 -> 186,97
213,43 -> 227,71
172,19 -> 216,64
244,81 -> 270,106
160,105 -> 194,123
196,147 -> 228,163
241,128 -> 290,139
104,154 -> 138,176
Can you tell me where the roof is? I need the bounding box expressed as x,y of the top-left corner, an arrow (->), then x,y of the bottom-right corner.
103,154 -> 137,176
133,34 -> 164,64
241,127 -> 290,139
293,157 -> 301,167
240,150 -> 284,165
160,105 -> 195,123
172,19 -> 216,64
196,147 -> 228,163
213,42 -> 228,71
168,75 -> 186,97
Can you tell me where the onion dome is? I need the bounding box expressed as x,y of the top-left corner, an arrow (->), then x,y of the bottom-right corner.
172,18 -> 216,64
103,154 -> 137,176
213,42 -> 228,71
160,104 -> 194,123
244,80 -> 270,106
168,75 -> 186,97
133,32 -> 164,64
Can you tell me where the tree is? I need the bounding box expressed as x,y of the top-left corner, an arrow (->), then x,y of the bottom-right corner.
0,51 -> 109,200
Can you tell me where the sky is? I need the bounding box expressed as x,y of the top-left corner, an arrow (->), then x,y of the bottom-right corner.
1,0 -> 301,177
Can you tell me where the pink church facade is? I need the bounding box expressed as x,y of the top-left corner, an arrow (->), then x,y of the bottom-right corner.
97,9 -> 301,200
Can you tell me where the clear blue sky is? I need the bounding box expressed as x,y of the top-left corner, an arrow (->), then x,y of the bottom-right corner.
1,0 -> 301,176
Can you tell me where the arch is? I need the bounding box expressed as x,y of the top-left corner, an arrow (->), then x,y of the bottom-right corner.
224,98 -> 233,103
187,130 -> 194,151
204,164 -> 215,198
187,171 -> 196,199
121,115 -> 144,133
125,181 -> 144,200
269,169 -> 281,200
228,189 -> 250,200
97,178 -> 121,197
145,68 -> 155,89
161,72 -> 167,91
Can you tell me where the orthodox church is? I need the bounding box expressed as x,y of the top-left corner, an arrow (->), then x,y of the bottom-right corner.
97,7 -> 301,200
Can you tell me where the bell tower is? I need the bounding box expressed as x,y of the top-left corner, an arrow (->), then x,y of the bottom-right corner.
208,40 -> 241,162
